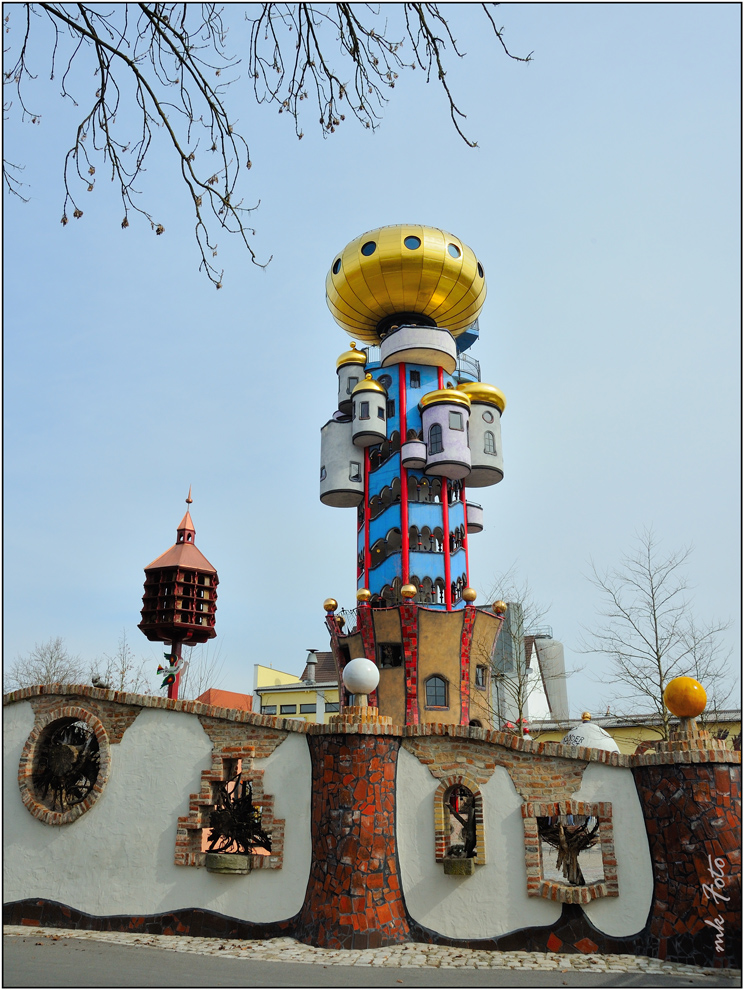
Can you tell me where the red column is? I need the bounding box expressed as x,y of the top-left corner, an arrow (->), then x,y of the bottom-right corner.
442,481 -> 452,611
363,447 -> 371,589
167,641 -> 182,700
398,363 -> 409,586
461,482 -> 470,588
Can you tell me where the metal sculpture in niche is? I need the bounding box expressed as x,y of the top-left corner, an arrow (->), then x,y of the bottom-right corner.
446,783 -> 476,859
33,720 -> 100,811
537,814 -> 600,886
207,774 -> 272,855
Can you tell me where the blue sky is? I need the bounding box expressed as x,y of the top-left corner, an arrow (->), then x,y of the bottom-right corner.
4,4 -> 740,715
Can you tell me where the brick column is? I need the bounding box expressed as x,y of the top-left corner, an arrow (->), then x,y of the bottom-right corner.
297,731 -> 411,949
633,755 -> 741,968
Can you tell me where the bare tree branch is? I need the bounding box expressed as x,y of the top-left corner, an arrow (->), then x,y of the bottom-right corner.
581,527 -> 733,740
3,3 -> 530,285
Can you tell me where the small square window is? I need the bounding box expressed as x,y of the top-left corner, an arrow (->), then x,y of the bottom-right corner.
320,465 -> 327,481
377,406 -> 385,420
410,371 -> 420,388
347,376 -> 359,395
449,411 -> 463,431
349,461 -> 361,482
387,399 -> 395,418
475,665 -> 487,689
360,401 -> 370,420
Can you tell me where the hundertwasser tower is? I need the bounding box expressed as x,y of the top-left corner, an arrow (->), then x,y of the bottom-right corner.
319,225 -> 508,728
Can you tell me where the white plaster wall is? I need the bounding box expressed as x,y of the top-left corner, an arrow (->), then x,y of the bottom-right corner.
573,763 -> 653,936
396,747 -> 562,938
4,704 -> 312,923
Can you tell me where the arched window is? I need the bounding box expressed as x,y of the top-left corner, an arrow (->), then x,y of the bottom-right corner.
425,675 -> 448,708
429,423 -> 443,455
484,431 -> 496,455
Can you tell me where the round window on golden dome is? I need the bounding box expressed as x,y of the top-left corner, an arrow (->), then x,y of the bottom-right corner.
404,235 -> 421,250
332,258 -> 341,274
448,243 -> 461,258
361,241 -> 376,256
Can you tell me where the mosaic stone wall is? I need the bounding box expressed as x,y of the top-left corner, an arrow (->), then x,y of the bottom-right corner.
296,732 -> 409,949
632,760 -> 741,969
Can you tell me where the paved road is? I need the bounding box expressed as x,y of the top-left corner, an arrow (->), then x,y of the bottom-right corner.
3,934 -> 740,989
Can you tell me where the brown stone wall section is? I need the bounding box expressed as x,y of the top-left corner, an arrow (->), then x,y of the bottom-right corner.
28,694 -> 141,745
297,733 -> 410,949
633,761 -> 741,969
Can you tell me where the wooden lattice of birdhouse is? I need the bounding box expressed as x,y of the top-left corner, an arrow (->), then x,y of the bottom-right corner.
138,494 -> 218,647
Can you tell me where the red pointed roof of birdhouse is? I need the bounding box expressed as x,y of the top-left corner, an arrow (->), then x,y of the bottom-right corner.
144,491 -> 217,573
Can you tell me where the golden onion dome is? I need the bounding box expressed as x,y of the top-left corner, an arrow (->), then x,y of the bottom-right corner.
351,373 -> 387,396
336,341 -> 367,370
419,388 -> 471,411
326,224 -> 487,344
459,382 -> 507,414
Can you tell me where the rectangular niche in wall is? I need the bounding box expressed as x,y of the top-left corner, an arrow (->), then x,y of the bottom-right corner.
522,800 -> 618,903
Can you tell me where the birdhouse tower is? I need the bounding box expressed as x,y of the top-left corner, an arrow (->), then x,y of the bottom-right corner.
138,489 -> 218,698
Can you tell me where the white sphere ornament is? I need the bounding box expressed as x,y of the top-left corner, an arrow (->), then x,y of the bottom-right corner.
342,657 -> 380,696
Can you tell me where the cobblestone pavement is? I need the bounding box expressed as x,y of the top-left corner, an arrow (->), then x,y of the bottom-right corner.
4,926 -> 740,979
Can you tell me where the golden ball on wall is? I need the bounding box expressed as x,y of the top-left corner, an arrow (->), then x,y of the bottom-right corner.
323,598 -> 338,613
401,584 -> 418,599
581,712 -> 592,722
356,588 -> 372,602
492,600 -> 507,615
663,677 -> 707,718
462,587 -> 477,602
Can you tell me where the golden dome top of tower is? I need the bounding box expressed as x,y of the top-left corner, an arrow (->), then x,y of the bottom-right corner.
459,382 -> 507,413
326,224 -> 487,344
336,341 -> 368,370
418,387 -> 471,411
351,373 -> 387,395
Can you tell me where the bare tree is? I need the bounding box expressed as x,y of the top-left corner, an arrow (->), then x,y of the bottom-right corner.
583,529 -> 732,740
479,569 -> 554,732
4,636 -> 86,692
3,4 -> 530,286
93,629 -> 157,694
177,639 -> 225,700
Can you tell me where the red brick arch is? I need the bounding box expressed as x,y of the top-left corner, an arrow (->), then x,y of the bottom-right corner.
433,773 -> 486,864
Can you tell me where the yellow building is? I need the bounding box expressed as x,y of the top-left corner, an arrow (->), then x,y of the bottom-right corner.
530,710 -> 741,755
253,653 -> 339,724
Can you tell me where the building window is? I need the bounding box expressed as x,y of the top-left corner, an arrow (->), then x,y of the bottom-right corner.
377,406 -> 385,420
325,702 -> 340,713
429,423 -> 443,455
379,374 -> 393,388
260,705 -> 277,715
410,370 -> 420,388
482,409 -> 494,423
300,704 -> 316,714
425,675 -> 448,708
377,643 -> 403,668
360,401 -> 370,420
386,399 -> 395,418
280,704 -> 297,715
347,376 -> 359,394
349,461 -> 361,482
449,410 -> 463,431
484,431 -> 496,455
475,665 -> 487,689
320,465 -> 327,481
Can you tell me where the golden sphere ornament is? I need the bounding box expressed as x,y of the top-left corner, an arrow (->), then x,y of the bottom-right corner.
462,587 -> 477,603
492,600 -> 507,615
663,677 -> 707,718
401,584 -> 418,600
356,588 -> 372,602
323,598 -> 338,613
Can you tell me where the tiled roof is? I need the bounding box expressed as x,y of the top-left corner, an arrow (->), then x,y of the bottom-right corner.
301,652 -> 337,683
144,541 -> 216,572
195,688 -> 252,712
